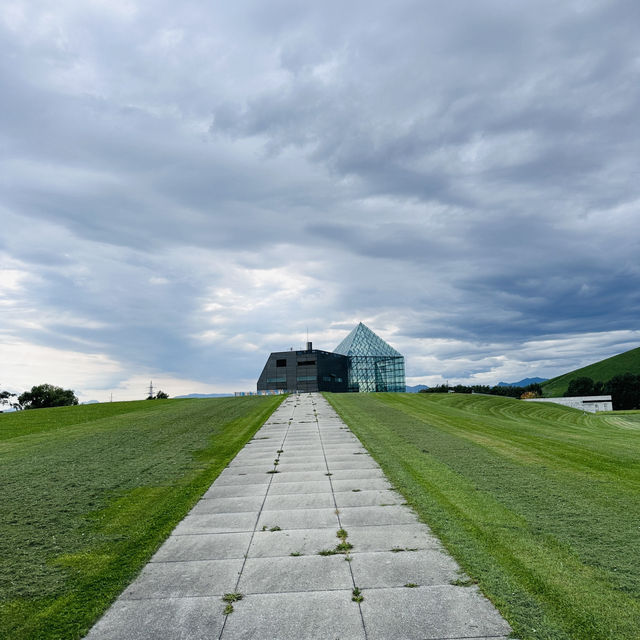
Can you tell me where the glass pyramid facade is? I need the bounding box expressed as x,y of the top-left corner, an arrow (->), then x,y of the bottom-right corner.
334,323 -> 405,392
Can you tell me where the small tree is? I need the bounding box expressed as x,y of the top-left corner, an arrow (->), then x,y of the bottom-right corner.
1,389 -> 21,410
146,390 -> 169,400
605,373 -> 640,410
18,384 -> 79,410
565,377 -> 596,397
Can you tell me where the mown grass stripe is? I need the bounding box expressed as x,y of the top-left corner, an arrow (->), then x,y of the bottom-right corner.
0,396 -> 284,640
325,392 -> 640,640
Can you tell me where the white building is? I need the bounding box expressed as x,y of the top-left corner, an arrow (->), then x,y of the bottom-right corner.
524,395 -> 613,413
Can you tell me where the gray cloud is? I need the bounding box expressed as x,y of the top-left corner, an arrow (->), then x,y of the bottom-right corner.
1,1 -> 639,398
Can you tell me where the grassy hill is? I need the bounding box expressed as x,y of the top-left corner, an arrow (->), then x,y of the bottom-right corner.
541,345 -> 640,396
325,392 -> 640,640
0,396 -> 283,640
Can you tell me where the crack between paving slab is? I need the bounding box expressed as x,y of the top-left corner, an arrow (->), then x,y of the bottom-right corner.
217,394 -> 299,640
120,582 -> 486,602
312,393 -> 370,640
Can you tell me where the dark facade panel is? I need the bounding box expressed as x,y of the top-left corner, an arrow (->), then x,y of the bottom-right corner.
257,348 -> 349,393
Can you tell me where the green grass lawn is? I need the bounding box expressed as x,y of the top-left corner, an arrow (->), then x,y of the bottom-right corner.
0,396 -> 283,640
324,392 -> 640,640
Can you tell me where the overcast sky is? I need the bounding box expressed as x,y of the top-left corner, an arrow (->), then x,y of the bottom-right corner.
2,0 -> 640,401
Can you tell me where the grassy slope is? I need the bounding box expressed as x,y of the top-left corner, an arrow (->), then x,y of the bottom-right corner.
0,396 -> 283,640
542,346 -> 640,397
325,392 -> 640,640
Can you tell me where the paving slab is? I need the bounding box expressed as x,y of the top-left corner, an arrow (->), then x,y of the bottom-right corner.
86,597 -> 227,640
219,464 -> 275,475
151,533 -> 252,562
247,528 -> 342,558
349,550 -> 459,587
262,492 -> 335,511
274,461 -> 328,472
191,495 -> 264,515
269,470 -> 332,483
172,512 -> 257,535
328,468 -> 387,480
359,585 -> 511,640
203,483 -> 268,499
256,507 -> 339,531
214,473 -> 271,486
220,591 -> 366,640
328,458 -> 379,470
238,555 -> 353,594
267,479 -> 332,494
87,392 -> 511,640
334,489 -> 404,507
331,477 -> 392,492
339,505 -> 419,527
347,524 -> 442,552
121,559 -> 243,599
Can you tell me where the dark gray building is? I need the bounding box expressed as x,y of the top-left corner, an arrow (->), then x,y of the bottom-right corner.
256,342 -> 349,393
257,323 -> 405,393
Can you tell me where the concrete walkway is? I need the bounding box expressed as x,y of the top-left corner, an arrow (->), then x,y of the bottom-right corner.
87,393 -> 511,640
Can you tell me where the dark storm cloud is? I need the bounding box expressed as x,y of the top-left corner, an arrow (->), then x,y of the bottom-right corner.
1,0 -> 639,396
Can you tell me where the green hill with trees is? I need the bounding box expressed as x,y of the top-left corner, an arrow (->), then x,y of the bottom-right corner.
541,345 -> 640,397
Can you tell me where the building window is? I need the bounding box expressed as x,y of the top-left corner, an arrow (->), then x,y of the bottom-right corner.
267,377 -> 286,383
276,359 -> 287,367
297,360 -> 316,366
296,376 -> 316,381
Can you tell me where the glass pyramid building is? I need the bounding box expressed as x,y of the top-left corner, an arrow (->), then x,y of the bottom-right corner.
334,323 -> 405,392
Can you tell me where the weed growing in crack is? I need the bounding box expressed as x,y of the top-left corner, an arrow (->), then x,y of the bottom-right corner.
351,489 -> 361,492
223,604 -> 234,614
266,470 -> 279,474
352,587 -> 364,603
269,526 -> 282,532
404,583 -> 418,588
319,529 -> 353,556
290,551 -> 302,557
222,593 -> 243,603
452,577 -> 476,587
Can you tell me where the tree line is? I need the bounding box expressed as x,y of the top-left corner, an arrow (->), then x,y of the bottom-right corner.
418,375 -> 640,410
419,382 -> 543,398
1,384 -> 79,410
564,374 -> 640,410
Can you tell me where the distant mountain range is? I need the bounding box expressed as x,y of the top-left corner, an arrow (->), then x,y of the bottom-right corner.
406,385 -> 429,393
174,393 -> 234,399
496,377 -> 548,388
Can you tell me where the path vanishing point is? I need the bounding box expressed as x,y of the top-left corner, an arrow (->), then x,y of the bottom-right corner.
87,393 -> 512,640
